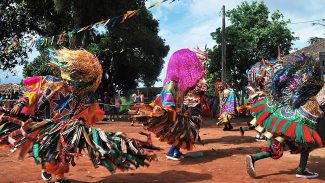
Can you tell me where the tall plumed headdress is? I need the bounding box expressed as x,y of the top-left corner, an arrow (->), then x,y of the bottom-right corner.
214,81 -> 226,93
266,54 -> 323,109
194,46 -> 208,64
48,48 -> 103,94
163,48 -> 205,91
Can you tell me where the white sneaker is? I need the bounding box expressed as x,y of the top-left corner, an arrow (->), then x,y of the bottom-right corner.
246,155 -> 256,178
166,154 -> 181,161
41,169 -> 52,181
296,168 -> 319,179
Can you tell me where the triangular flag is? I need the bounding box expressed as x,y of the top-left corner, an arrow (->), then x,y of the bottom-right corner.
128,9 -> 141,18
127,10 -> 136,15
120,13 -> 128,23
78,25 -> 91,33
103,19 -> 110,26
111,17 -> 120,28
148,2 -> 162,9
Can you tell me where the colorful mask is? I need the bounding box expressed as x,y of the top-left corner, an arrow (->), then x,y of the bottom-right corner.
48,48 -> 103,94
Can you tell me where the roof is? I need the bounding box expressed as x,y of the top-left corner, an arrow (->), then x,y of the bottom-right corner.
291,39 -> 325,59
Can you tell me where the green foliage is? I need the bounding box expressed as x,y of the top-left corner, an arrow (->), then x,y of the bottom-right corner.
88,9 -> 169,95
22,51 -> 57,78
208,1 -> 297,92
308,37 -> 324,45
119,96 -> 134,113
10,0 -> 169,95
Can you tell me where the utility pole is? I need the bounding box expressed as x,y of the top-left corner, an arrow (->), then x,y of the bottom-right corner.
221,5 -> 226,83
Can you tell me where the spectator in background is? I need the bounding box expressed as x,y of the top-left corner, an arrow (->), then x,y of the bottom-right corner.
104,92 -> 110,104
209,96 -> 214,113
108,98 -> 117,121
103,92 -> 110,121
114,95 -> 122,119
134,90 -> 144,104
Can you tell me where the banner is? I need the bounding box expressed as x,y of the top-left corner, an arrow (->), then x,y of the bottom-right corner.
4,0 -> 175,53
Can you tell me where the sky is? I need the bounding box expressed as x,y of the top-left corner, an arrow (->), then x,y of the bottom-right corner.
1,0 -> 325,86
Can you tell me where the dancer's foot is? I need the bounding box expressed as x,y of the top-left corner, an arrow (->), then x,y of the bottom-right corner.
55,179 -> 71,183
246,155 -> 256,178
296,168 -> 319,179
166,154 -> 182,161
223,126 -> 230,131
41,169 -> 52,181
240,127 -> 245,136
228,124 -> 233,130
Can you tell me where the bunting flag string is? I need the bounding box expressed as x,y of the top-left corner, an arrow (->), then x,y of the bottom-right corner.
3,0 -> 174,54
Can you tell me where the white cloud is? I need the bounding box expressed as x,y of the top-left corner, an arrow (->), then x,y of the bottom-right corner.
4,0 -> 325,87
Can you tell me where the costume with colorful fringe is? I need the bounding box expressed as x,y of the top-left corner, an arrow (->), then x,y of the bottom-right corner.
0,49 -> 153,180
214,82 -> 237,125
250,55 -> 324,158
136,48 -> 207,150
245,58 -> 282,112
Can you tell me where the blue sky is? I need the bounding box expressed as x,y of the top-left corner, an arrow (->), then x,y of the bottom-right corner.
1,0 -> 325,85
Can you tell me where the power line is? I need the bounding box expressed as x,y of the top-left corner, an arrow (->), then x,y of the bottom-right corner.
289,18 -> 325,24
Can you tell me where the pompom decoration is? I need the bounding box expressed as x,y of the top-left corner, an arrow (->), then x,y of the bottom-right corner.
163,49 -> 205,91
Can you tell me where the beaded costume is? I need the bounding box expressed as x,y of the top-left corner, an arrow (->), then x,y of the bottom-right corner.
136,48 -> 208,153
214,82 -> 238,130
246,54 -> 324,178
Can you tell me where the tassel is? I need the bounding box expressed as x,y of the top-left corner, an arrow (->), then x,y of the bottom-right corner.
312,130 -> 323,147
279,121 -> 291,135
101,160 -> 116,174
82,128 -> 95,149
18,129 -> 40,160
302,126 -> 314,143
256,111 -> 270,125
275,120 -> 287,134
283,122 -> 297,138
252,103 -> 266,113
295,124 -> 304,143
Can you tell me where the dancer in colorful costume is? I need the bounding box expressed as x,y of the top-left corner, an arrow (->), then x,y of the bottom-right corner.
246,54 -> 324,179
246,57 -> 283,113
214,82 -> 238,131
136,48 -> 208,161
245,58 -> 283,138
0,48 -> 154,183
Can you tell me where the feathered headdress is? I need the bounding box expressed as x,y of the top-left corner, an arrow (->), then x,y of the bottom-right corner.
47,48 -> 103,94
214,82 -> 226,93
194,45 -> 208,64
266,54 -> 323,109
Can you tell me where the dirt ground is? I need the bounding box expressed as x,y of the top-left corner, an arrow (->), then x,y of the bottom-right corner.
1,117 -> 325,183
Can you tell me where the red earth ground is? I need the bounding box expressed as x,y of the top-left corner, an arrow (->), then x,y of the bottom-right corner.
1,117 -> 325,183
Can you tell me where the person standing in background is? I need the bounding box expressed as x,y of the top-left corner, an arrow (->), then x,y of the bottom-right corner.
114,95 -> 122,119
135,90 -> 144,104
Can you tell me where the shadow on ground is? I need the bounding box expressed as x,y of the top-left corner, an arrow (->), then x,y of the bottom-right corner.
70,170 -> 213,183
252,156 -> 325,180
200,135 -> 256,145
180,146 -> 260,165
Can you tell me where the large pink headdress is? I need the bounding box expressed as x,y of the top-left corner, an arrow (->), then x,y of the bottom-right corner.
163,48 -> 205,91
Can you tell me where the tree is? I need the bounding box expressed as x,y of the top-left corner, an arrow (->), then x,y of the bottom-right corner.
308,37 -> 324,45
1,0 -> 149,70
208,1 -> 297,93
87,9 -> 169,95
22,50 -> 58,78
15,0 -> 169,95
